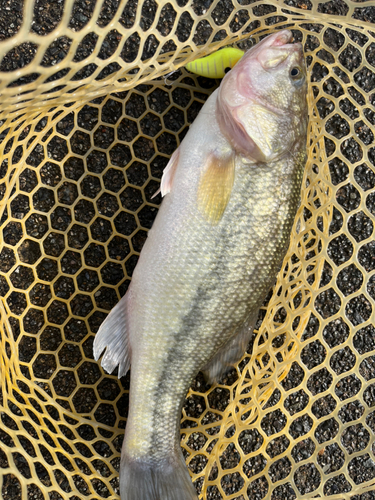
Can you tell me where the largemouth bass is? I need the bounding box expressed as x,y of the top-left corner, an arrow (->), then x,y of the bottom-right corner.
94,29 -> 308,500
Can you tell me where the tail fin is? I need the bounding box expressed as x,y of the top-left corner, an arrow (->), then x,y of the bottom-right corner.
93,294 -> 131,378
120,453 -> 198,500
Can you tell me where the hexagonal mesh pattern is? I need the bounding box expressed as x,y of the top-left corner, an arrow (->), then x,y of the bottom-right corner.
1,1 -> 375,499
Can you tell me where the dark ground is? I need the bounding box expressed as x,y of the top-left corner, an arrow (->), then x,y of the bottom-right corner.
1,0 -> 375,499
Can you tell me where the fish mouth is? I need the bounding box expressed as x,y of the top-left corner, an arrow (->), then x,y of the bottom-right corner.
267,29 -> 293,47
252,29 -> 294,52
256,30 -> 304,70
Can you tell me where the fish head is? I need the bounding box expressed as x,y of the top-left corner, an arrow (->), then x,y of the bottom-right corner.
217,30 -> 308,162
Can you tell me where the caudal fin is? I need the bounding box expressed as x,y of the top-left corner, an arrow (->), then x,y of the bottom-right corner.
120,453 -> 198,500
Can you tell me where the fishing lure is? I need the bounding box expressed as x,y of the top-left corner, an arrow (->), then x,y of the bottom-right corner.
185,46 -> 244,78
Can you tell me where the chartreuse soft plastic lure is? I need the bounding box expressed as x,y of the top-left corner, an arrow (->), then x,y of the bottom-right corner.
185,47 -> 244,78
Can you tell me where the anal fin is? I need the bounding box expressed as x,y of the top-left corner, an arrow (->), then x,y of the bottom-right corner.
201,312 -> 257,385
93,294 -> 131,378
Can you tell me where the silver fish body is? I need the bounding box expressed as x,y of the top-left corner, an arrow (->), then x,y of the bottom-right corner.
94,29 -> 308,500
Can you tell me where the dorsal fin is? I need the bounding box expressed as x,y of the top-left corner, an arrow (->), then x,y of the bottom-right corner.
201,312 -> 257,384
197,152 -> 235,224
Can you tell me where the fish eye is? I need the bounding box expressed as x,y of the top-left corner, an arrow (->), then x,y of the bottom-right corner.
290,67 -> 300,78
290,66 -> 305,87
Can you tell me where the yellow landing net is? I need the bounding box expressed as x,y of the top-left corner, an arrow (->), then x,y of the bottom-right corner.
0,1 -> 375,499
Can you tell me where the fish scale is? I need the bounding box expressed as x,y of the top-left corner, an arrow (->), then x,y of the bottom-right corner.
93,29 -> 308,500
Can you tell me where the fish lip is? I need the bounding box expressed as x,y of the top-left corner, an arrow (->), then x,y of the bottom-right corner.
251,29 -> 293,53
233,30 -> 304,74
256,39 -> 304,70
267,29 -> 293,47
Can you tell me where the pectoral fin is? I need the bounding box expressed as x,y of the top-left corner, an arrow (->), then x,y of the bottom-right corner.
197,152 -> 235,224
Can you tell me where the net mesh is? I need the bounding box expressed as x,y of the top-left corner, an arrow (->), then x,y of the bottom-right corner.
1,1 -> 375,499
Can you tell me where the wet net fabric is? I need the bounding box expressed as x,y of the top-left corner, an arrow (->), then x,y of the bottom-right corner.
1,1 -> 375,499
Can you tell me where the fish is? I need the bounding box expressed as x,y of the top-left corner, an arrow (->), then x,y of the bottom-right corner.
93,29 -> 308,500
185,46 -> 244,79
